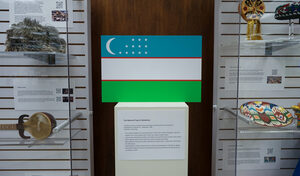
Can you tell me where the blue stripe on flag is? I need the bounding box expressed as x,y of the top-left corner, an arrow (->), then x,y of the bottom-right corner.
101,35 -> 202,57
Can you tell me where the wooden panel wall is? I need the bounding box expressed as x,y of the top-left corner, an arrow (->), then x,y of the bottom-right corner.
91,0 -> 214,176
214,0 -> 300,175
0,0 -> 92,176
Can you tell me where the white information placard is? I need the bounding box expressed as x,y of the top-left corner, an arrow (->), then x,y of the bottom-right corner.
9,0 -> 73,28
223,141 -> 281,171
14,79 -> 74,111
225,58 -> 286,90
117,109 -> 186,160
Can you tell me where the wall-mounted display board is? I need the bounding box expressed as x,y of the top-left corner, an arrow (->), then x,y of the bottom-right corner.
0,0 -> 92,176
213,0 -> 300,176
101,35 -> 202,102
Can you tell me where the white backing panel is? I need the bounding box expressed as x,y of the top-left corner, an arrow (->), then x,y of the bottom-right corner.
213,0 -> 300,176
0,0 -> 91,176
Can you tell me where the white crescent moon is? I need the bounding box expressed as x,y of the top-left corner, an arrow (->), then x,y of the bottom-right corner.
106,38 -> 116,55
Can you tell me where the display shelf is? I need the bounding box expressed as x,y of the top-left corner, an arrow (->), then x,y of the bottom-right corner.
240,38 -> 300,56
0,51 -> 67,64
0,137 -> 70,147
239,128 -> 300,134
265,40 -> 300,56
0,130 -> 81,147
222,37 -> 300,55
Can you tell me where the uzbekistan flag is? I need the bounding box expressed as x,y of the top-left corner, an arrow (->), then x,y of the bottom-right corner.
101,35 -> 202,102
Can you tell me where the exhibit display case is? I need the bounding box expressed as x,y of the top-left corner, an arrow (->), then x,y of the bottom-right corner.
0,0 -> 92,176
213,0 -> 300,175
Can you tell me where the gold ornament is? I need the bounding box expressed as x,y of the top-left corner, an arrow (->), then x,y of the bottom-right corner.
292,103 -> 300,128
239,0 -> 265,40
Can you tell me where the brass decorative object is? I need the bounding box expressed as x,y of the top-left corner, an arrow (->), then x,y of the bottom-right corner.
292,103 -> 300,128
239,0 -> 265,40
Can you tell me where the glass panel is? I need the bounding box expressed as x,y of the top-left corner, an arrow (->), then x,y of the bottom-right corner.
0,0 -> 73,175
65,0 -> 87,175
216,0 -> 241,174
236,0 -> 300,175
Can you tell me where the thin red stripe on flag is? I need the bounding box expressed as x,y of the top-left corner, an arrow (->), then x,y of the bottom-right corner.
102,80 -> 202,81
101,57 -> 202,59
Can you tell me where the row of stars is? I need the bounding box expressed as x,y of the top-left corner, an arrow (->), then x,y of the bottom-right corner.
125,45 -> 148,48
119,51 -> 148,55
131,38 -> 148,42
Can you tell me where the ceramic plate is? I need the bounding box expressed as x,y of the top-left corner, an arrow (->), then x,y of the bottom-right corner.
240,101 -> 293,127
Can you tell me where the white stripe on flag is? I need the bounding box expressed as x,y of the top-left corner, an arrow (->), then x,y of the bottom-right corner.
101,58 -> 202,80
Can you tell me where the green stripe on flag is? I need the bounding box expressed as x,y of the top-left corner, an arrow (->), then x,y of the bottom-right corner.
102,81 -> 201,102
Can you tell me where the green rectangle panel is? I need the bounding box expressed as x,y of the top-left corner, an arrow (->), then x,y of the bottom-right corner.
102,81 -> 201,102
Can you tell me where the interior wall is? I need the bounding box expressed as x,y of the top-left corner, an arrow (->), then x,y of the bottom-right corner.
91,0 -> 214,175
